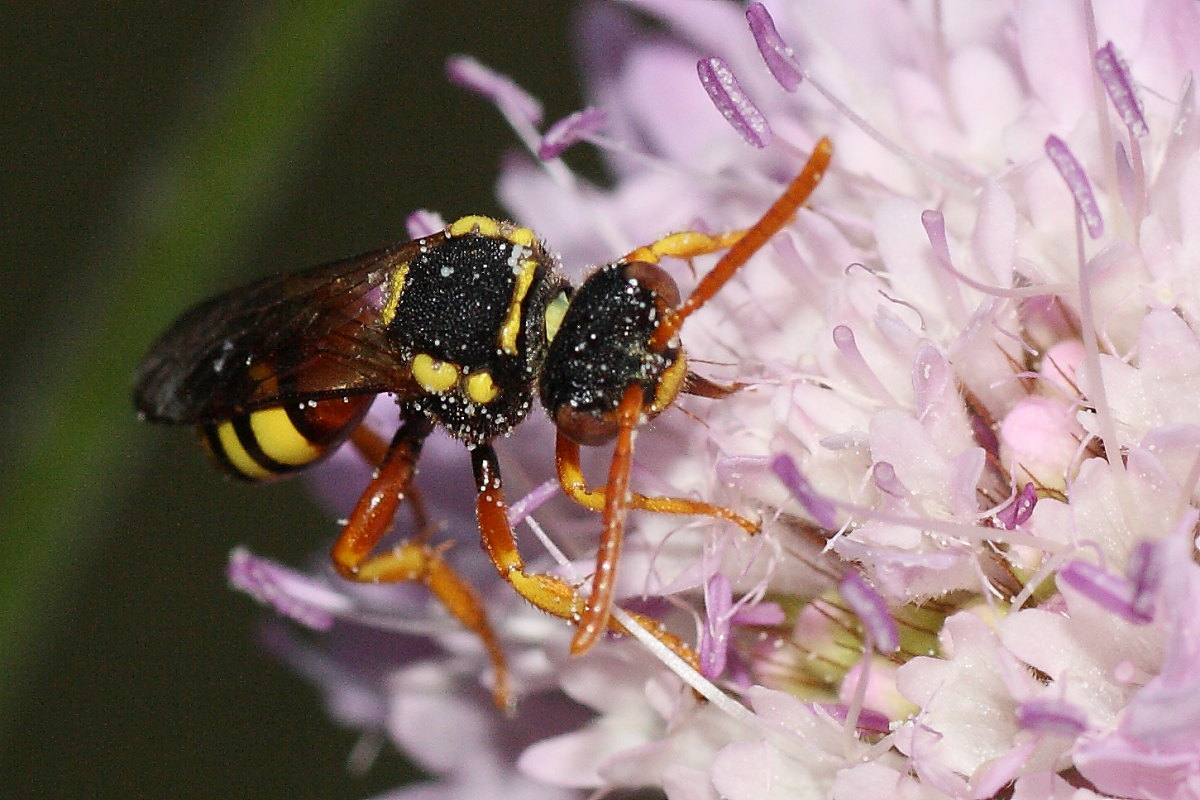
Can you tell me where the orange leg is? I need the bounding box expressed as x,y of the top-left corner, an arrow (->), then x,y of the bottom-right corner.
555,432 -> 759,535
470,443 -> 701,668
350,424 -> 431,537
332,415 -> 509,708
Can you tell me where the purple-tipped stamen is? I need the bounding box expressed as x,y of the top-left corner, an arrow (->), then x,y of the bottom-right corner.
700,573 -> 734,678
1058,559 -> 1153,624
697,56 -> 772,148
839,572 -> 899,654
228,547 -> 349,631
1045,135 -> 1104,239
920,209 -> 953,267
507,479 -> 559,527
446,54 -> 544,125
770,452 -> 838,529
733,601 -> 785,628
996,482 -> 1037,529
816,702 -> 892,734
1016,698 -> 1088,737
1126,539 -> 1160,622
537,107 -> 607,160
406,210 -> 445,239
872,462 -> 909,498
1095,42 -> 1149,138
832,324 -> 897,404
746,3 -> 803,92
699,574 -> 784,681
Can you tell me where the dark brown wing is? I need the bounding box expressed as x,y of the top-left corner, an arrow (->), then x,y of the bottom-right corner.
134,238 -> 437,424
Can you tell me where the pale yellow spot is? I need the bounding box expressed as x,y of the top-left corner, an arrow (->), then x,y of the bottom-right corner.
379,262 -> 409,326
544,290 -> 570,343
413,353 -> 460,393
216,421 -> 272,480
448,215 -> 500,237
250,406 -> 322,466
498,259 -> 538,355
464,371 -> 500,404
650,353 -> 688,415
505,226 -> 536,248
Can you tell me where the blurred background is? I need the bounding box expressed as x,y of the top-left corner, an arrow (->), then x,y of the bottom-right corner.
1,1 -> 582,796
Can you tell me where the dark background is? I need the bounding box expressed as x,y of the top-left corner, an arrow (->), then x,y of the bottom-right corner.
1,1 -> 583,797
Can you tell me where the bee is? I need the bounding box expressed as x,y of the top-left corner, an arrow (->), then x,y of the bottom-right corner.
135,138 -> 832,707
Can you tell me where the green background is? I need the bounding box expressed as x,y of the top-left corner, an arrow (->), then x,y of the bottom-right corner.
0,1 -> 581,797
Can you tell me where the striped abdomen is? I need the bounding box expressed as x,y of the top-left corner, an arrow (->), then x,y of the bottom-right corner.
201,395 -> 373,481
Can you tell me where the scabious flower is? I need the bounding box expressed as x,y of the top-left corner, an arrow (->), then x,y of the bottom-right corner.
230,1 -> 1200,797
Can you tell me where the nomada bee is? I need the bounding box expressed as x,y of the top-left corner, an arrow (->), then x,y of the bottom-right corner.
135,138 -> 833,707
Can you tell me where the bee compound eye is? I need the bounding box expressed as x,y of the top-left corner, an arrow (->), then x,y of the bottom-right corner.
619,261 -> 681,309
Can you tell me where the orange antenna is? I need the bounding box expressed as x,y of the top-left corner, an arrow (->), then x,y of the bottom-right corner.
650,137 -> 833,351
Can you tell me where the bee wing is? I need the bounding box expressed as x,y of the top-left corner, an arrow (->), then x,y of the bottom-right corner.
134,239 -> 433,424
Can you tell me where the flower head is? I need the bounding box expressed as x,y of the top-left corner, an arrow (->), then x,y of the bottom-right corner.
230,1 -> 1200,797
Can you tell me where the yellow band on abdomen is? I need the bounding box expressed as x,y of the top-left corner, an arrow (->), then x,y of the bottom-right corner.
249,406 -> 323,466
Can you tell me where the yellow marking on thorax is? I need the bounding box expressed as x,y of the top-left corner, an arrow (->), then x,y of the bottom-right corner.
215,421 -> 273,480
412,353 -> 460,393
449,215 -> 500,237
447,216 -> 537,248
465,371 -> 499,404
544,290 -> 570,343
498,258 -> 538,355
379,262 -> 410,326
250,407 -> 323,466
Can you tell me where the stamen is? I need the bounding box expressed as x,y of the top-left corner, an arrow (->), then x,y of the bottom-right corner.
700,573 -> 734,678
734,601 -> 785,627
838,572 -> 899,654
1095,42 -> 1148,138
228,547 -> 349,630
1125,539 -> 1159,622
816,703 -> 891,734
996,482 -> 1037,529
745,3 -> 803,92
445,54 -> 543,125
507,479 -> 559,526
770,453 -> 838,529
700,574 -> 787,679
872,462 -> 908,498
537,107 -> 607,160
919,210 -> 967,320
697,56 -> 772,148
832,325 -> 898,405
406,210 -> 445,239
1044,135 -> 1104,239
1015,698 -> 1088,736
1057,559 -> 1153,624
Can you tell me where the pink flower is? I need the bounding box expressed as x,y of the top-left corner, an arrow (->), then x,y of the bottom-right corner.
228,1 -> 1200,797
